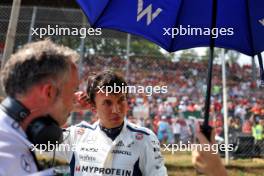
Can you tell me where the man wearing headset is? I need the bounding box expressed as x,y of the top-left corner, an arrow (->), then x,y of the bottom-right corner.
56,70 -> 168,176
0,40 -> 79,175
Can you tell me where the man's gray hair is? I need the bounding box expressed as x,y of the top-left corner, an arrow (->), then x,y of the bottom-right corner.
1,39 -> 79,97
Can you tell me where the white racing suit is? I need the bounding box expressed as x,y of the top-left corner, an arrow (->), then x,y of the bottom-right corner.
57,120 -> 168,176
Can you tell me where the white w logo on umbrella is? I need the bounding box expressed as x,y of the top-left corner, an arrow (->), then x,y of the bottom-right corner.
259,18 -> 264,26
137,0 -> 162,26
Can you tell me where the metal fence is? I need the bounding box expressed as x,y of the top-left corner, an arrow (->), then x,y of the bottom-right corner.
0,5 -> 141,59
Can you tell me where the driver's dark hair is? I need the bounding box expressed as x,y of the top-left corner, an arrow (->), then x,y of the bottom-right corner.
86,70 -> 128,105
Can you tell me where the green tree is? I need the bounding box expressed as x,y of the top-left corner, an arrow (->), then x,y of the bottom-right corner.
201,48 -> 222,61
85,38 -> 127,55
130,39 -> 164,57
179,49 -> 199,61
83,37 -> 165,57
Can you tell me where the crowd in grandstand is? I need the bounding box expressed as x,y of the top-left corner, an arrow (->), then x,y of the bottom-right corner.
0,52 -> 262,144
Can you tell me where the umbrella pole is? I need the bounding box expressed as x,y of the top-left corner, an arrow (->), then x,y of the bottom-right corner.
201,0 -> 218,141
204,46 -> 214,126
201,44 -> 214,140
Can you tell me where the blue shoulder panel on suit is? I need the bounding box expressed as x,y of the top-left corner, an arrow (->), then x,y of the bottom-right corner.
76,123 -> 97,130
127,125 -> 150,135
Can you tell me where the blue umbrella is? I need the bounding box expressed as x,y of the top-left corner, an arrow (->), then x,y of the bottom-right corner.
76,0 -> 264,56
77,0 -> 264,140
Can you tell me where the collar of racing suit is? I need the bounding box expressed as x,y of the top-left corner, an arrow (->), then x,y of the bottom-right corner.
99,122 -> 124,141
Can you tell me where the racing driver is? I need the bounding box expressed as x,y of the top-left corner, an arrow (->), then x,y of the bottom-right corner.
56,70 -> 168,176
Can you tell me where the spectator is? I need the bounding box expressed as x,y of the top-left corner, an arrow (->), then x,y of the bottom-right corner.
172,118 -> 181,144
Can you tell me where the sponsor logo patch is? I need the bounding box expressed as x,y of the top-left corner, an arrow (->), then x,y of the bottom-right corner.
20,154 -> 32,173
112,150 -> 132,156
136,133 -> 144,140
75,165 -> 132,175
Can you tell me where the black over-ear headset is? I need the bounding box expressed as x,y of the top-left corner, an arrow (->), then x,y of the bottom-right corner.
0,97 -> 63,148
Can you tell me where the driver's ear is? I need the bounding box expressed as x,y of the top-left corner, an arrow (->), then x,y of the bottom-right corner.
91,103 -> 97,113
